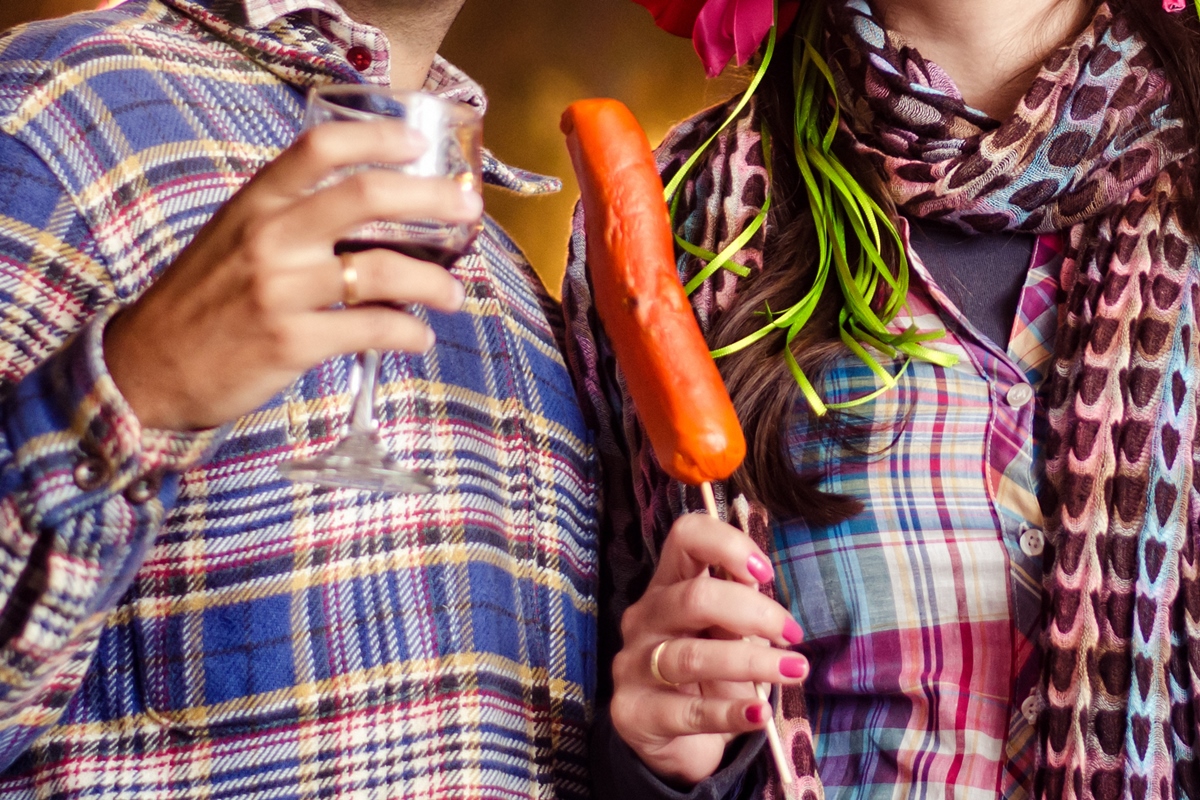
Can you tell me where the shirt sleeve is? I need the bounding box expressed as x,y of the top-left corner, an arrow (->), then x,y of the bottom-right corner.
591,707 -> 769,800
0,131 -> 219,769
560,200 -> 653,704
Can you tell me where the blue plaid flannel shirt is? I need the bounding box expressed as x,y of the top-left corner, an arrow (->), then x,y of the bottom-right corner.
0,0 -> 598,797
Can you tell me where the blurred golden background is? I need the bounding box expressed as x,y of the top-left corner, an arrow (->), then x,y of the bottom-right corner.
1,0 -> 733,292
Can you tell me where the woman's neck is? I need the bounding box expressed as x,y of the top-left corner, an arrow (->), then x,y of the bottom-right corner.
873,0 -> 1092,119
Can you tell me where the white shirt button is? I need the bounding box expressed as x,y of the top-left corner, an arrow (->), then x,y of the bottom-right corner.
1006,383 -> 1035,408
1021,694 -> 1040,725
1020,528 -> 1045,558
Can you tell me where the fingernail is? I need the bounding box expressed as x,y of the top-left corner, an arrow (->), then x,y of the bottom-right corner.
451,280 -> 466,310
783,619 -> 804,645
746,554 -> 774,584
780,657 -> 808,679
745,703 -> 767,725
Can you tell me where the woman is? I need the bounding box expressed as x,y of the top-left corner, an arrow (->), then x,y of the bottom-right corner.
562,0 -> 1200,797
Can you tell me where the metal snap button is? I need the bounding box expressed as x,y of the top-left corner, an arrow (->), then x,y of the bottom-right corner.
1006,383 -> 1035,408
73,456 -> 110,492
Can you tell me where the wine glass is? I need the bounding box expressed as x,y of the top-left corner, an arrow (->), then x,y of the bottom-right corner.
279,85 -> 484,493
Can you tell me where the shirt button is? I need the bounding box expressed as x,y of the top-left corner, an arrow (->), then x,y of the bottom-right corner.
1020,528 -> 1046,558
125,473 -> 162,505
1021,694 -> 1040,725
73,456 -> 110,492
1006,383 -> 1035,408
346,46 -> 373,72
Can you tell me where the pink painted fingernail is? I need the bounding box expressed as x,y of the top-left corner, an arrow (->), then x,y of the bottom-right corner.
783,619 -> 804,645
747,554 -> 774,584
745,703 -> 767,725
780,657 -> 808,679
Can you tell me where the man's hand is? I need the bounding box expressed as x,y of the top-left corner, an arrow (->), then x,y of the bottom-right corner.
104,120 -> 480,431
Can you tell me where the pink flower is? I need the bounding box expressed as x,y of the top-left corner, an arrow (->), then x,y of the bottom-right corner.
633,0 -> 801,77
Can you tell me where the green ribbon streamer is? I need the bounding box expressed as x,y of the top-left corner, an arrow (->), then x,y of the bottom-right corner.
664,23 -> 779,290
665,0 -> 958,416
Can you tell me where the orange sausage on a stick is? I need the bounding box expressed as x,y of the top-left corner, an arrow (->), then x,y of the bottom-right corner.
562,98 -> 792,787
561,98 -> 745,486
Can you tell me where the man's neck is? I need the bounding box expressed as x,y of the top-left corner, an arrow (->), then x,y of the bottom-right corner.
335,0 -> 466,89
874,0 -> 1092,119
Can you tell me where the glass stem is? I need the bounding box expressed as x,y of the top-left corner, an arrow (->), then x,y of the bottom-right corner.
348,349 -> 381,435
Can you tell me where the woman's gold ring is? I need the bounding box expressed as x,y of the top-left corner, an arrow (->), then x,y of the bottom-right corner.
650,640 -> 679,688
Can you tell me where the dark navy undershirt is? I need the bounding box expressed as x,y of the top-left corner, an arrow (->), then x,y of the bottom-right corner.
905,216 -> 1037,349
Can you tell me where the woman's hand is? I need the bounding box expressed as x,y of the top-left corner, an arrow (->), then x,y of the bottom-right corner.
104,120 -> 480,431
610,513 -> 808,786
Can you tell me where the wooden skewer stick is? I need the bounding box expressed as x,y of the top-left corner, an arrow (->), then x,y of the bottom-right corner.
700,482 -> 794,787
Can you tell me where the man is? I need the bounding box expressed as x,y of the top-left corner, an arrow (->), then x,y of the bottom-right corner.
0,0 -> 598,797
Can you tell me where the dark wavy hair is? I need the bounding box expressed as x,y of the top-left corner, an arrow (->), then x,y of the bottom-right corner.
709,0 -> 1200,525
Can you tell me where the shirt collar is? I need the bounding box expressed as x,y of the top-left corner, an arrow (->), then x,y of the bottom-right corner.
242,0 -> 334,30
158,0 -> 557,193
161,0 -> 485,110
243,0 -> 486,113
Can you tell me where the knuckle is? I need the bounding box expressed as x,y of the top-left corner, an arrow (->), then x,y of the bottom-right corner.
674,640 -> 704,680
358,253 -> 393,293
682,697 -> 707,732
610,693 -> 640,734
679,578 -> 713,615
671,513 -> 706,544
371,120 -> 407,152
240,223 -> 281,270
343,172 -> 387,208
294,126 -> 336,164
244,270 -> 281,314
340,172 -> 371,203
619,602 -> 647,642
744,648 -> 762,679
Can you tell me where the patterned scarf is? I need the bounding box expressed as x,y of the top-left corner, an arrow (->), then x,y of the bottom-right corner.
570,1 -> 1200,798
827,3 -> 1200,798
